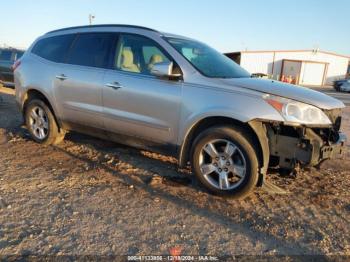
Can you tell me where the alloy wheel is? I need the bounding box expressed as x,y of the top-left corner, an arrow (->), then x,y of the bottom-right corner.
198,139 -> 247,190
28,106 -> 49,140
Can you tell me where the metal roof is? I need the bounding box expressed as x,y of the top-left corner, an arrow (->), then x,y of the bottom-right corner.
225,50 -> 350,59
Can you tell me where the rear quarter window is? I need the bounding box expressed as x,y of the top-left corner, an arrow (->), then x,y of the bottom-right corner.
32,34 -> 75,63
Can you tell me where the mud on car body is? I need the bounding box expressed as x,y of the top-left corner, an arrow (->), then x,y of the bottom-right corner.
14,24 -> 347,198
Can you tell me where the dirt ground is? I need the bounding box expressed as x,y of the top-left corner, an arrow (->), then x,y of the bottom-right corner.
0,86 -> 349,259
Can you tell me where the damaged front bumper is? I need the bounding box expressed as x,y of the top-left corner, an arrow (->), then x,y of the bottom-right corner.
248,108 -> 346,187
319,133 -> 347,160
267,125 -> 347,169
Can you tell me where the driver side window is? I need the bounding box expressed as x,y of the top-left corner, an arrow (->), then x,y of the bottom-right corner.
114,34 -> 170,75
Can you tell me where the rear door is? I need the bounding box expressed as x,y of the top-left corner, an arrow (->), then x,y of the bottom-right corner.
53,33 -> 116,129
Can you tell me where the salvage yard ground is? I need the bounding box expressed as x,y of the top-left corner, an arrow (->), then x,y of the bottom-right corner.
0,86 -> 349,257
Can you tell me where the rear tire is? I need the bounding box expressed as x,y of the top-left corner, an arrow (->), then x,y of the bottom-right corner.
191,126 -> 259,199
25,99 -> 65,145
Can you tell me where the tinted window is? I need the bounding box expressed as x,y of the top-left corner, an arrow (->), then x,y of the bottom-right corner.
32,34 -> 75,63
114,34 -> 171,75
0,50 -> 13,61
67,33 -> 115,68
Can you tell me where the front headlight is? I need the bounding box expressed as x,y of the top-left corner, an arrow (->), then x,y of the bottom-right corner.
263,94 -> 331,126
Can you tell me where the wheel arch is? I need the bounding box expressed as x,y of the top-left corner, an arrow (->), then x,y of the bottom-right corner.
178,116 -> 267,183
22,88 -> 62,129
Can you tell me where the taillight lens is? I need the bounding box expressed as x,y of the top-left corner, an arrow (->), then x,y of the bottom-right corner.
12,60 -> 21,71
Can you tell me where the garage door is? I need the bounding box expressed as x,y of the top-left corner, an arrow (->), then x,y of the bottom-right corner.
281,60 -> 302,84
300,62 -> 326,86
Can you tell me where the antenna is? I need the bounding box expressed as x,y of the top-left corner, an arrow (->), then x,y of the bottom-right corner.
241,41 -> 247,51
89,14 -> 95,25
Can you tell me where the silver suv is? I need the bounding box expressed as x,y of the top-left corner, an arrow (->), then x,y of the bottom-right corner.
14,25 -> 346,198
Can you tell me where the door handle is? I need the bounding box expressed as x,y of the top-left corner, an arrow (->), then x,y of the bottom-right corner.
106,82 -> 123,90
56,74 -> 67,81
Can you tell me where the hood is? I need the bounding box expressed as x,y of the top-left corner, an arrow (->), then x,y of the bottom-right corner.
219,78 -> 345,110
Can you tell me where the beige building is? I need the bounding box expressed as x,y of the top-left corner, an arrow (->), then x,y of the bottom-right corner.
226,50 -> 350,86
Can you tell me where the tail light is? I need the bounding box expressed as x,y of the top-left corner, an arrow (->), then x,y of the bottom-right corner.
12,60 -> 21,71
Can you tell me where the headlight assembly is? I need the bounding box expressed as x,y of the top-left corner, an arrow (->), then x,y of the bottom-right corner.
263,94 -> 332,126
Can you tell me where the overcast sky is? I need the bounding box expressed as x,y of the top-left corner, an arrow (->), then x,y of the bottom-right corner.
0,0 -> 349,55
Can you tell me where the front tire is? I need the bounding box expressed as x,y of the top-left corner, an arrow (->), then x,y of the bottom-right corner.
191,126 -> 259,198
25,99 -> 65,145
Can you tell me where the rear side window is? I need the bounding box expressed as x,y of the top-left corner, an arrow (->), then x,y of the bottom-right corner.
32,34 -> 75,63
66,33 -> 115,68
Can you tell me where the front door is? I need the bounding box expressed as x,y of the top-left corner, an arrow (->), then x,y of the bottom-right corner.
102,34 -> 182,146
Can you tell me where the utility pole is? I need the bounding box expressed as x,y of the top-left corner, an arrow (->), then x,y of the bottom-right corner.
89,14 -> 95,25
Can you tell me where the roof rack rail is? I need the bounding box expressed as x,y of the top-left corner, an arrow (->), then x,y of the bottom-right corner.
46,24 -> 159,34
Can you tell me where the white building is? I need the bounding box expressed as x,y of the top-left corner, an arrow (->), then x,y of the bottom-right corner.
226,50 -> 350,86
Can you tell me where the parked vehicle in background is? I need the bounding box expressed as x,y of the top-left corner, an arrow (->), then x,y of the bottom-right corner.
14,25 -> 347,198
251,73 -> 269,79
333,78 -> 350,92
0,48 -> 24,88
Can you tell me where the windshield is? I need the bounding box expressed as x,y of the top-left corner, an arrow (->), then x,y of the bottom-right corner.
165,37 -> 250,78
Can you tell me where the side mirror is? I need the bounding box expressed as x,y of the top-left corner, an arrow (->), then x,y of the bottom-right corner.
150,61 -> 182,78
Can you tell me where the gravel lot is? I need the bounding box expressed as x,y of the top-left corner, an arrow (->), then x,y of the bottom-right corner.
0,86 -> 349,259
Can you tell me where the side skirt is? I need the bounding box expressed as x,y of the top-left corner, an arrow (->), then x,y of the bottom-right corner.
61,121 -> 179,158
